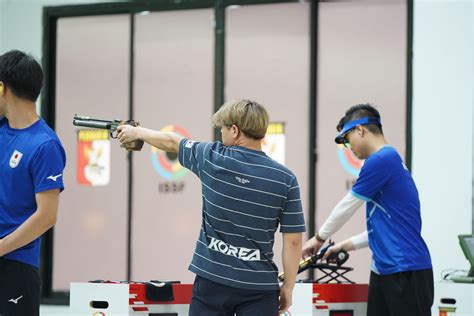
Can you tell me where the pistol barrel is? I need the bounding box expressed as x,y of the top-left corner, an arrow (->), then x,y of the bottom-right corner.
73,119 -> 113,129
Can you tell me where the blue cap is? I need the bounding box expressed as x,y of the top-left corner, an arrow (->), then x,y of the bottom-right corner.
335,117 -> 381,144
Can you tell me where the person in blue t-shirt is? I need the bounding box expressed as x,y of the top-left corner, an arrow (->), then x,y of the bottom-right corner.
302,104 -> 433,316
0,50 -> 66,316
117,99 -> 305,315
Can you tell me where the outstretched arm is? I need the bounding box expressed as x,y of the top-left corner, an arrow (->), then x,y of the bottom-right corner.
117,125 -> 183,153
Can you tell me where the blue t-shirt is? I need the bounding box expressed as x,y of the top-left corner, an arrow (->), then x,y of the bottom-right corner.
178,139 -> 305,291
351,146 -> 431,275
0,117 -> 66,267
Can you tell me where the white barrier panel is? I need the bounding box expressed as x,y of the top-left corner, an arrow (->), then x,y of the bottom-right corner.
70,283 -> 129,316
70,282 -> 367,315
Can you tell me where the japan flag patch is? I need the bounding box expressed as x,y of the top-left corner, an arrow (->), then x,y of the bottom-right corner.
9,150 -> 23,168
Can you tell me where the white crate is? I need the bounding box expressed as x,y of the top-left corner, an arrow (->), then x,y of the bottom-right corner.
70,283 -> 130,316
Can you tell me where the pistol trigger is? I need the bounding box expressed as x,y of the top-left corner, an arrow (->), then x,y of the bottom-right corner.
110,130 -> 118,139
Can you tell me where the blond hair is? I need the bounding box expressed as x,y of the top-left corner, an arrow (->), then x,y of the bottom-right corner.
212,99 -> 269,140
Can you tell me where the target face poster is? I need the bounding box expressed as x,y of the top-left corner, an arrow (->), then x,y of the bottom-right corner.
262,122 -> 286,165
337,144 -> 364,177
150,124 -> 191,181
77,129 -> 111,186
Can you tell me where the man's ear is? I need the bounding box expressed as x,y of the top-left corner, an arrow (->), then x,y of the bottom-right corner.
231,124 -> 240,139
0,82 -> 4,96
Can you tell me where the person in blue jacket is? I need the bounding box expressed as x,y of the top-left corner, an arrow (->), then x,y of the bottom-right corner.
303,104 -> 433,316
0,50 -> 66,316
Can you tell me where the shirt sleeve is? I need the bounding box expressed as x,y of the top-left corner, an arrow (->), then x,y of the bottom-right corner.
318,192 -> 365,240
178,138 -> 212,178
351,155 -> 391,201
280,177 -> 306,233
30,140 -> 66,193
350,231 -> 369,250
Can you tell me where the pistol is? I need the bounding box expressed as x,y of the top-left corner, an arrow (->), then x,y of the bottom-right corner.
278,241 -> 349,282
73,115 -> 144,151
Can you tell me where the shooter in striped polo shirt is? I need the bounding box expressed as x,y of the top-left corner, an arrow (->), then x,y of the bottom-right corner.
117,99 -> 305,316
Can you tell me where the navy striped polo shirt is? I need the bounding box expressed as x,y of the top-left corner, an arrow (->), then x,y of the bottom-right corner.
178,139 -> 305,291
